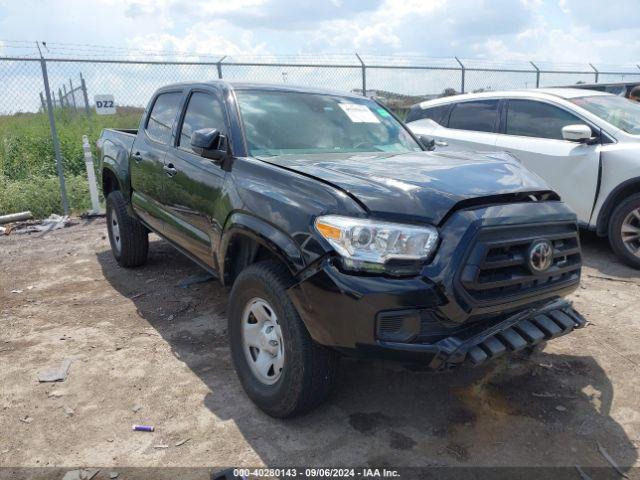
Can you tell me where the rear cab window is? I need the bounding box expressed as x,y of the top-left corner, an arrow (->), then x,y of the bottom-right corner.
145,92 -> 183,145
448,100 -> 498,132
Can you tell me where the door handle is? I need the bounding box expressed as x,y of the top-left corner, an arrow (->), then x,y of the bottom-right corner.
434,140 -> 448,147
163,164 -> 178,177
132,152 -> 143,163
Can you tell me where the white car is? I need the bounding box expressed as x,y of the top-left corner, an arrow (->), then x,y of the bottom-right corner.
407,88 -> 640,268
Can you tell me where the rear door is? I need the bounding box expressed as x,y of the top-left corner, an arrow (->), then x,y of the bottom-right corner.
130,90 -> 184,233
433,99 -> 499,152
495,99 -> 601,223
161,87 -> 230,269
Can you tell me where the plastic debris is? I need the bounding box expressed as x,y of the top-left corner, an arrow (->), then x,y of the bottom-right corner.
177,272 -> 214,288
153,444 -> 169,449
132,424 -> 154,432
19,415 -> 32,424
11,289 -> 23,294
175,438 -> 190,447
63,406 -> 75,417
132,405 -> 142,413
109,472 -> 119,479
37,359 -> 72,382
0,211 -> 32,224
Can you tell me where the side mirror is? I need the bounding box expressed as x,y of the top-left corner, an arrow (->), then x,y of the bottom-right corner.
417,134 -> 436,151
562,124 -> 595,143
190,128 -> 229,161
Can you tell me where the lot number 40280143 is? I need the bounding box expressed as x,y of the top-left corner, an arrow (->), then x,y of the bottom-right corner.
94,95 -> 116,115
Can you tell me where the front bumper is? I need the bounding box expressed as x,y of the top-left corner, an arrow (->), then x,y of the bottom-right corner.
366,299 -> 586,370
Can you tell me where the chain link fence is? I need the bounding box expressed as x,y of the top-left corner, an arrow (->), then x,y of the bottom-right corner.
1,53 -> 639,216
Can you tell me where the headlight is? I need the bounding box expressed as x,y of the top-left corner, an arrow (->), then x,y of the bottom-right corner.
314,215 -> 439,274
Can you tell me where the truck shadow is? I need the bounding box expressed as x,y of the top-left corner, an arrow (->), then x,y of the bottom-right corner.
97,239 -> 638,472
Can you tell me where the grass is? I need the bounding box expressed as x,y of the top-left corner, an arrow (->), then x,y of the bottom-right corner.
0,107 -> 142,218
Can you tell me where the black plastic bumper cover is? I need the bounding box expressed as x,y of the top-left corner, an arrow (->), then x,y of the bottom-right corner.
378,299 -> 586,371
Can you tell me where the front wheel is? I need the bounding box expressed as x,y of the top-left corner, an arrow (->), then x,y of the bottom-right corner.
106,190 -> 149,268
608,193 -> 640,269
228,261 -> 339,418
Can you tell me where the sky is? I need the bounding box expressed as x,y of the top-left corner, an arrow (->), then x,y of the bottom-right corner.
0,0 -> 639,66
0,0 -> 639,113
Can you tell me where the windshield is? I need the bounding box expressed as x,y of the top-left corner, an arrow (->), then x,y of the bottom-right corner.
570,95 -> 640,135
235,90 -> 422,156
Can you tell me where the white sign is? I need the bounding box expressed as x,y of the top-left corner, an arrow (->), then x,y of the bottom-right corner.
94,95 -> 116,115
338,103 -> 380,123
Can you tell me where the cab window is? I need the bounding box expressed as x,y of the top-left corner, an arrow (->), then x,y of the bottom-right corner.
178,92 -> 227,153
506,100 -> 585,140
448,100 -> 498,132
145,92 -> 182,145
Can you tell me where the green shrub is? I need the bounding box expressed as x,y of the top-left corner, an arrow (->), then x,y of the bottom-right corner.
0,174 -> 92,218
0,107 -> 142,218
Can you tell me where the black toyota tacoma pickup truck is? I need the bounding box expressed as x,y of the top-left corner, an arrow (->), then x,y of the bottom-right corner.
98,81 -> 585,418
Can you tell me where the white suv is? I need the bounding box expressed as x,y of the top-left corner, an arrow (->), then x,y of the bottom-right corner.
407,88 -> 640,268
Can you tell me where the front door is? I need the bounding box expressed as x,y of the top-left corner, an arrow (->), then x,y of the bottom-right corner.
161,89 -> 230,270
130,90 -> 184,233
495,99 -> 601,223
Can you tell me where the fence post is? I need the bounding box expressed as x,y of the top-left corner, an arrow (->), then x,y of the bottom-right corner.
58,88 -> 64,108
216,55 -> 227,79
39,56 -> 70,215
455,57 -> 465,93
69,79 -> 77,110
590,63 -> 599,83
355,53 -> 366,96
530,61 -> 540,88
80,73 -> 91,116
40,92 -> 47,113
82,135 -> 101,215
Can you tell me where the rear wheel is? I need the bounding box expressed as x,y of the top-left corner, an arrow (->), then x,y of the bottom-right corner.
228,260 -> 339,418
608,193 -> 640,269
106,190 -> 149,268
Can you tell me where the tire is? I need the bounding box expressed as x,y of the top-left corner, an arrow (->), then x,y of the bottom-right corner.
228,260 -> 339,418
106,190 -> 149,268
608,193 -> 640,269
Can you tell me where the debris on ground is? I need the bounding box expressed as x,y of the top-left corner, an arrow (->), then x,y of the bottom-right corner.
109,472 -> 119,479
153,444 -> 169,449
37,359 -> 72,383
555,405 -> 567,412
175,438 -> 191,447
177,272 -> 214,288
18,415 -> 33,424
11,289 -> 23,294
597,441 -> 629,478
132,424 -> 154,432
3,214 -> 76,236
132,405 -> 142,413
63,406 -> 75,417
0,211 -> 32,224
61,468 -> 100,480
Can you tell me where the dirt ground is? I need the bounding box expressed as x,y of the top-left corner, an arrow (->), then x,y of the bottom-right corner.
1,218 -> 639,477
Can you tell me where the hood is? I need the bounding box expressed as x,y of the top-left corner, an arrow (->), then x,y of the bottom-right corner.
261,150 -> 552,225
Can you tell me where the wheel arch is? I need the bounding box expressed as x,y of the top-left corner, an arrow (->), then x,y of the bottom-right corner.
596,177 -> 640,236
219,212 -> 306,287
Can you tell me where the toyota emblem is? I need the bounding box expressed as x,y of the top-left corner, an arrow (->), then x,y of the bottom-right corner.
528,239 -> 553,273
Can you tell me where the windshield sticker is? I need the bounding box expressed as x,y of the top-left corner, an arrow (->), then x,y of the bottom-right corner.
338,103 -> 381,123
376,108 -> 391,118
